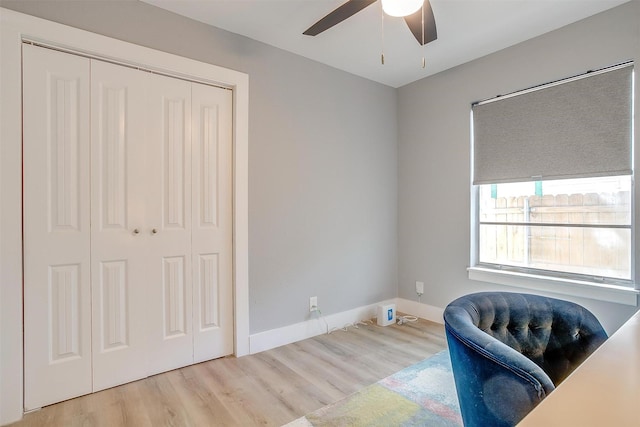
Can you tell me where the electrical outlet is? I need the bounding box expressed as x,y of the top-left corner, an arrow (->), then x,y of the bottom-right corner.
416,281 -> 424,295
309,296 -> 318,312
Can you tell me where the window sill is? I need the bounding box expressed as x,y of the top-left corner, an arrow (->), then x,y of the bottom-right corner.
468,266 -> 639,306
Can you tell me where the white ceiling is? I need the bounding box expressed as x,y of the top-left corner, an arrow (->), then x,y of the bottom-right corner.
141,0 -> 629,88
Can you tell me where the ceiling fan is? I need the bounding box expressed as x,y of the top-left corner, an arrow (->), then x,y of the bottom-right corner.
303,0 -> 437,46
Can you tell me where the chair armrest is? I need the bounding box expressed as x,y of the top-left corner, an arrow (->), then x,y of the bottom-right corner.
445,307 -> 555,427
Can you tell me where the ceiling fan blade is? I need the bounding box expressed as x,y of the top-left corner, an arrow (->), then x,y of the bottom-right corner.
404,0 -> 437,45
303,0 -> 377,36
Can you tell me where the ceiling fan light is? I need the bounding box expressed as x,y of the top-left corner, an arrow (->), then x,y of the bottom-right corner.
381,0 -> 424,17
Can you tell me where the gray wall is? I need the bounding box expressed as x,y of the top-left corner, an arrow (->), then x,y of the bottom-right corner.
397,1 -> 640,333
1,0 -> 398,334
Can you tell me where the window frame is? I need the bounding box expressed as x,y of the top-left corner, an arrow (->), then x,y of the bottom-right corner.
476,178 -> 633,285
469,181 -> 638,306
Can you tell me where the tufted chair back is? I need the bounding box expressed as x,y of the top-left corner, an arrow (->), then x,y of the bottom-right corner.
444,292 -> 607,427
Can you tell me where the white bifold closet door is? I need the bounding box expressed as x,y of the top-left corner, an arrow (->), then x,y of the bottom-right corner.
190,81 -> 234,364
23,43 -> 93,411
89,59 -> 196,391
23,44 -> 233,410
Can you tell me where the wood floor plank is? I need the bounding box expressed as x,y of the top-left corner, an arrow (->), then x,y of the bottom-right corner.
179,363 -> 243,426
11,318 -> 446,427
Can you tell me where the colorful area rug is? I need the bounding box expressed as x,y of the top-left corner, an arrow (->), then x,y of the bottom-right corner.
285,350 -> 462,427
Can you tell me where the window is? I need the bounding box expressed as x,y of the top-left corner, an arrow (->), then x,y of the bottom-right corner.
478,177 -> 631,283
471,62 -> 634,290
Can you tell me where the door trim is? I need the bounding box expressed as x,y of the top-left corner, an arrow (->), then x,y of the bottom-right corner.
0,8 -> 249,424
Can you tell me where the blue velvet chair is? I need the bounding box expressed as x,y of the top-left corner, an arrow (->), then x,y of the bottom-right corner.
443,292 -> 607,427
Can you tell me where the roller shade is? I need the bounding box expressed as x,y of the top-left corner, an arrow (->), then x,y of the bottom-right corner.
472,63 -> 633,185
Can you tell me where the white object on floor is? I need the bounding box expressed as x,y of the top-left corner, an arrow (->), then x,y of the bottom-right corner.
377,304 -> 396,326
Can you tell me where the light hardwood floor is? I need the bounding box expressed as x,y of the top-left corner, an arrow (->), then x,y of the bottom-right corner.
12,318 -> 447,427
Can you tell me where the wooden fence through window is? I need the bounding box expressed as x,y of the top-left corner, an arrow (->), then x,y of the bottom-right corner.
479,192 -> 631,279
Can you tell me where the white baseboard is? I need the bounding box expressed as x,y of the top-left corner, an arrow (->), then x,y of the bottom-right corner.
249,302 -> 389,354
395,298 -> 444,325
248,298 -> 445,354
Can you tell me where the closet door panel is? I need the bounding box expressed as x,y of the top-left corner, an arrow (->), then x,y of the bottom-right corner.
145,73 -> 194,375
23,44 -> 92,410
90,60 -> 150,391
192,83 -> 234,362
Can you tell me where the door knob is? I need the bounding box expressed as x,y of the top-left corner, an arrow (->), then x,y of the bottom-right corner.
152,228 -> 158,235
133,228 -> 140,235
